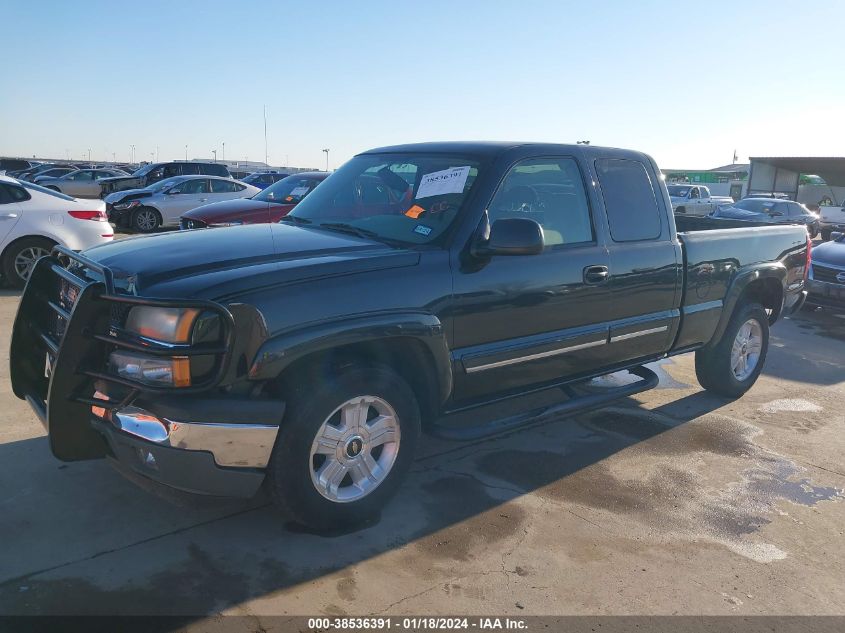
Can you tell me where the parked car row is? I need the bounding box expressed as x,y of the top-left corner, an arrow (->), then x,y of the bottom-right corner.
105,176 -> 261,232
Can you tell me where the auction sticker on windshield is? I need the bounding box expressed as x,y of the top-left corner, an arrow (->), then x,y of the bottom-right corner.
416,166 -> 470,199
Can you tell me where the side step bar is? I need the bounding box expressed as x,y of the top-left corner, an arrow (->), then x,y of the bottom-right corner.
429,366 -> 659,441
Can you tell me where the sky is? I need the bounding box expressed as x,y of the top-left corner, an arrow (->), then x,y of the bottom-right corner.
2,0 -> 844,171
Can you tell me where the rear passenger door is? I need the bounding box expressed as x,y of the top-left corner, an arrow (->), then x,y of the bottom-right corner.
593,158 -> 682,365
451,156 -> 612,403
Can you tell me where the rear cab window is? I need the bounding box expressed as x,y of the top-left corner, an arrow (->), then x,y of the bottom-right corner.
594,158 -> 663,242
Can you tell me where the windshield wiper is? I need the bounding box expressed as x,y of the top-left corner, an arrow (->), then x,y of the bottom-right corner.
279,215 -> 312,224
316,222 -> 381,239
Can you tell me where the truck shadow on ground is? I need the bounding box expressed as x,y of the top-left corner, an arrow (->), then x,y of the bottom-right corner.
0,386 -> 737,619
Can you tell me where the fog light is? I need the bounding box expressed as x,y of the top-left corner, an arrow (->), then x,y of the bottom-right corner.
109,351 -> 191,387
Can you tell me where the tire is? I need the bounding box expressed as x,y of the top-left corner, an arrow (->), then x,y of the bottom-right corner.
695,301 -> 769,398
266,363 -> 421,530
2,237 -> 55,289
131,206 -> 161,233
820,229 -> 831,242
808,226 -> 818,239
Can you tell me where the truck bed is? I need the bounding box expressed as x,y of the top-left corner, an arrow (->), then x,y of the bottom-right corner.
671,218 -> 809,351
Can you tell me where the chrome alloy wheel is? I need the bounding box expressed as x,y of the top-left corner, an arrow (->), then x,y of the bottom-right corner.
14,246 -> 50,282
309,395 -> 401,503
135,209 -> 158,231
731,318 -> 763,381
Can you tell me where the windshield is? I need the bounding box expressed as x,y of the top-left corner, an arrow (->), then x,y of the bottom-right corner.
667,185 -> 690,197
131,163 -> 158,177
19,180 -> 76,201
287,153 -> 481,245
734,199 -> 778,213
254,174 -> 320,203
147,176 -> 185,192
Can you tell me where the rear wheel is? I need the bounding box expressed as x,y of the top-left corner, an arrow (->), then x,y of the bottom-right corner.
695,302 -> 769,397
132,206 -> 161,233
266,363 -> 420,530
2,237 -> 55,289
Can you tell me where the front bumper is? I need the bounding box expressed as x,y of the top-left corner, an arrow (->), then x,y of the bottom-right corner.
10,248 -> 283,498
806,279 -> 845,308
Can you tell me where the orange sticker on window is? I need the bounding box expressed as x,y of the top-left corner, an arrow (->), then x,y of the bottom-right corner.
404,204 -> 425,219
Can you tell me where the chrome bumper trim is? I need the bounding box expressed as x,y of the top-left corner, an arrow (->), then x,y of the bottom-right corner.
110,407 -> 278,468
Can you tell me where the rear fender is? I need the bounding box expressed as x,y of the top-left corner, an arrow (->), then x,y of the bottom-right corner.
707,263 -> 786,346
248,312 -> 453,404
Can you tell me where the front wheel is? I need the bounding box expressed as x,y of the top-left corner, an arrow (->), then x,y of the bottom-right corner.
132,206 -> 161,233
695,302 -> 769,398
808,225 -> 819,239
266,364 -> 421,530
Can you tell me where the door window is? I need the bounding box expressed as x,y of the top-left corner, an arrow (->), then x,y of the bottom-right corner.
69,170 -> 95,181
210,179 -> 237,193
487,158 -> 593,246
689,187 -> 700,199
163,164 -> 181,178
181,179 -> 209,194
595,158 -> 662,242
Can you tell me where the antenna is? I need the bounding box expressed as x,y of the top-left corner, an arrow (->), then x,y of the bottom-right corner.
263,105 -> 269,166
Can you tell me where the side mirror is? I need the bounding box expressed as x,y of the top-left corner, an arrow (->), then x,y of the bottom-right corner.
473,218 -> 544,257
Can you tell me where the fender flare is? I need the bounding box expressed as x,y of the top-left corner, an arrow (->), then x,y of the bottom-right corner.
708,262 -> 786,346
248,311 -> 453,405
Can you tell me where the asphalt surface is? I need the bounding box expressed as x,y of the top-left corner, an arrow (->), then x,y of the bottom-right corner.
0,276 -> 843,622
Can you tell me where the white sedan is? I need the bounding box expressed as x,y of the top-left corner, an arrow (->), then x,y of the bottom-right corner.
0,175 -> 114,288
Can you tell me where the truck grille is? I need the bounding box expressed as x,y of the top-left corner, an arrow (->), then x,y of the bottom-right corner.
812,264 -> 845,284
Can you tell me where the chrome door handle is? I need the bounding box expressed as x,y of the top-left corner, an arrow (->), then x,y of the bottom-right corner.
584,265 -> 609,284
0,213 -> 18,219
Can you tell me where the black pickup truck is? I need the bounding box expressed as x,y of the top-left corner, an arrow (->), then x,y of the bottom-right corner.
10,142 -> 810,529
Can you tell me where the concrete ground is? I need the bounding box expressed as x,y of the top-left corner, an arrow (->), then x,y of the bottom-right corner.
0,286 -> 843,621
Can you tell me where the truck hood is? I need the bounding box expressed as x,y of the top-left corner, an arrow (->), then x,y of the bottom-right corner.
811,239 -> 845,267
81,223 -> 418,299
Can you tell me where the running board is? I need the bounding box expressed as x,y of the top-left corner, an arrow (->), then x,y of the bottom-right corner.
428,366 -> 659,441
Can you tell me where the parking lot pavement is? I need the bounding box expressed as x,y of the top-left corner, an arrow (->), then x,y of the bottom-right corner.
0,288 -> 843,620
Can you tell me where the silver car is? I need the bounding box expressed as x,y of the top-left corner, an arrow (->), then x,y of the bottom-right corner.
39,168 -> 130,198
104,175 -> 260,232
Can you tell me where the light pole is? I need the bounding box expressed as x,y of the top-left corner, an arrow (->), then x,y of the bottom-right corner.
212,149 -> 217,163
222,142 -> 225,162
322,148 -> 330,172
185,145 -> 188,161
130,144 -> 135,163
112,152 -> 116,164
87,148 -> 92,164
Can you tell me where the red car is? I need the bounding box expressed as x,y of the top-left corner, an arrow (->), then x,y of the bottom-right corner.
179,171 -> 328,229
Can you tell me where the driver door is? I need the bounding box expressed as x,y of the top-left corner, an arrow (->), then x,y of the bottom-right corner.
450,156 -> 612,403
162,179 -> 210,225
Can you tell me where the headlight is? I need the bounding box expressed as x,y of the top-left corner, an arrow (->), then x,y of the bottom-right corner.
208,221 -> 243,227
125,307 -> 199,343
114,200 -> 142,211
109,351 -> 191,387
